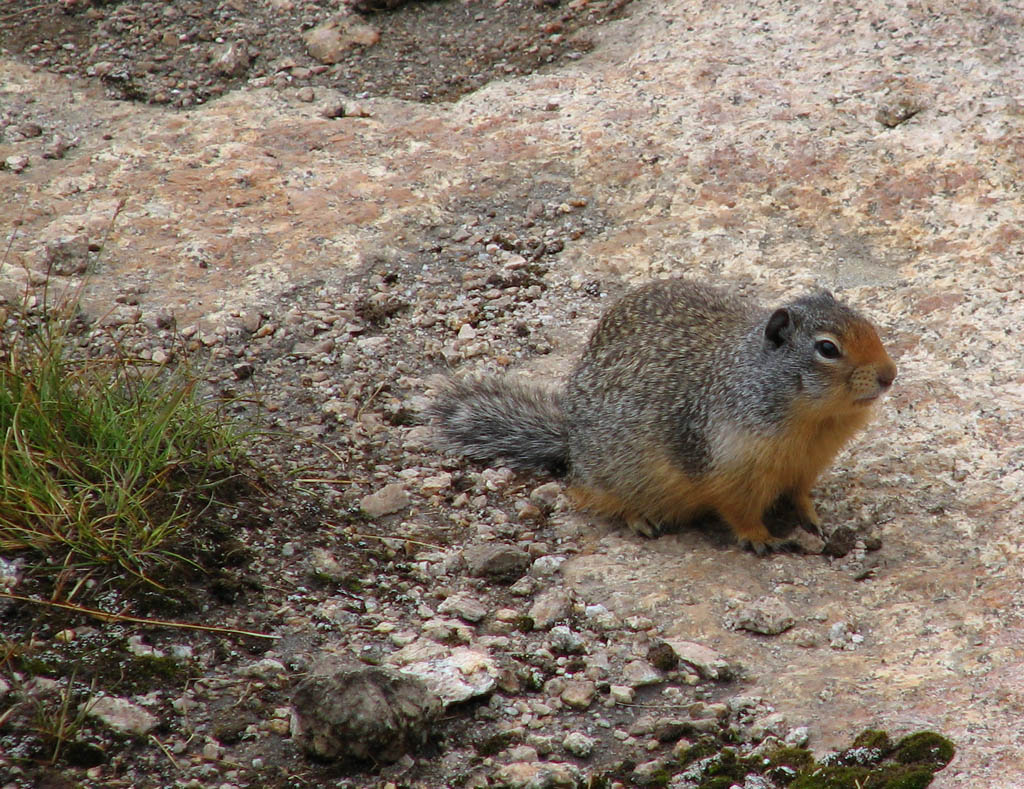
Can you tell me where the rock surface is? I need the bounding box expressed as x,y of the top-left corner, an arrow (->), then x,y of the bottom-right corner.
1,0 -> 1022,786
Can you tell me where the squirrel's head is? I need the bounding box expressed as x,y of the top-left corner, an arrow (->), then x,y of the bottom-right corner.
763,291 -> 898,412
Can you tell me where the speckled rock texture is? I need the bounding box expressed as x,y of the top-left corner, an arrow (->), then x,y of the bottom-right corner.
2,1 -> 1023,786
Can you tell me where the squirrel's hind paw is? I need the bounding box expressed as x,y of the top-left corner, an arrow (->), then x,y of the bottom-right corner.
625,516 -> 661,538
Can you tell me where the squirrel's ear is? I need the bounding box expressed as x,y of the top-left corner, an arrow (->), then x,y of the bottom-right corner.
764,308 -> 791,348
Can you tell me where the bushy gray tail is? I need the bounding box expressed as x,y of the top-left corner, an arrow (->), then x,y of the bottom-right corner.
428,376 -> 570,477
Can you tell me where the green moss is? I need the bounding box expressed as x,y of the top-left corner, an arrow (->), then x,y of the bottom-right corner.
699,778 -> 739,789
643,769 -> 672,788
768,746 -> 816,772
789,765 -> 872,788
881,766 -> 937,789
852,729 -> 894,754
675,739 -> 720,768
894,732 -> 955,770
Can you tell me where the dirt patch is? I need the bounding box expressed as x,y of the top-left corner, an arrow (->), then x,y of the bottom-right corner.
0,0 -> 634,107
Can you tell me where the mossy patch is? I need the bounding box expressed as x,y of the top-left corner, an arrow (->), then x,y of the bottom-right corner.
894,732 -> 955,770
853,729 -> 894,753
593,728 -> 954,789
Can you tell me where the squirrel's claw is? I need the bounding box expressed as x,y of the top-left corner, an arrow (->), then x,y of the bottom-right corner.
798,519 -> 823,537
739,537 -> 800,555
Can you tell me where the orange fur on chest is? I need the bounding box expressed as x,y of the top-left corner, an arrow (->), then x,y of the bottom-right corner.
568,404 -> 871,528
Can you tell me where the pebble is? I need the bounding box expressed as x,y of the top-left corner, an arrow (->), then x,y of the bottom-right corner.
211,40 -> 252,76
88,695 -> 159,736
661,639 -> 732,681
562,731 -> 596,758
829,621 -> 864,650
202,739 -> 224,761
529,481 -> 562,509
621,659 -> 664,688
236,658 -> 287,680
464,543 -> 531,582
530,555 -> 565,576
584,603 -> 620,630
726,596 -> 797,635
609,685 -> 635,704
653,717 -> 691,742
360,483 -> 410,517
438,593 -> 488,623
397,647 -> 498,705
492,761 -> 579,789
509,575 -> 539,596
548,625 -> 586,655
3,155 -> 29,173
527,589 -> 572,630
421,472 -> 453,494
303,16 -> 381,64
0,557 -> 23,590
560,679 -> 597,710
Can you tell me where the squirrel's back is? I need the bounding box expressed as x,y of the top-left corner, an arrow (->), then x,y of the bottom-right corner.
430,278 -> 897,551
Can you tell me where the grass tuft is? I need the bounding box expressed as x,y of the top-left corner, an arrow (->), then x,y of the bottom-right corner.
0,304 -> 244,587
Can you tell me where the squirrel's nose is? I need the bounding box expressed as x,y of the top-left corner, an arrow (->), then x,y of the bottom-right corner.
877,364 -> 897,390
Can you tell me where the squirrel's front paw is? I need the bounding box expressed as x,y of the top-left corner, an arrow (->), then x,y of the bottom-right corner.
738,536 -> 800,555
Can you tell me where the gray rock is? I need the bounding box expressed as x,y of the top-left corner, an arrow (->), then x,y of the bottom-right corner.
310,548 -> 347,582
529,481 -> 562,509
726,597 -> 796,635
828,620 -> 864,650
88,695 -> 158,736
303,15 -> 381,65
562,731 -> 596,758
492,760 -> 579,788
3,155 -> 29,173
548,625 -> 586,655
750,711 -> 789,741
662,639 -> 733,680
464,543 -> 531,582
236,658 -> 287,680
609,684 -> 635,704
360,483 -> 409,518
632,757 -> 671,785
559,679 -> 596,710
583,603 -> 620,630
397,647 -> 498,705
290,666 -> 441,762
621,659 -> 664,688
437,592 -> 488,623
211,40 -> 252,76
530,555 -> 566,576
509,575 -> 539,596
43,235 -> 91,275
528,589 -> 572,630
0,557 -> 22,591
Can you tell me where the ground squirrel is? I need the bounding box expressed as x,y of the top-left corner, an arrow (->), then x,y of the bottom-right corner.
431,278 -> 897,552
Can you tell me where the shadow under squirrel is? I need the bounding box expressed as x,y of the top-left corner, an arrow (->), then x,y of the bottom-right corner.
430,278 -> 897,552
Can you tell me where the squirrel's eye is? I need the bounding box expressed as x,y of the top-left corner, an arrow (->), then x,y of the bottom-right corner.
815,339 -> 841,359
